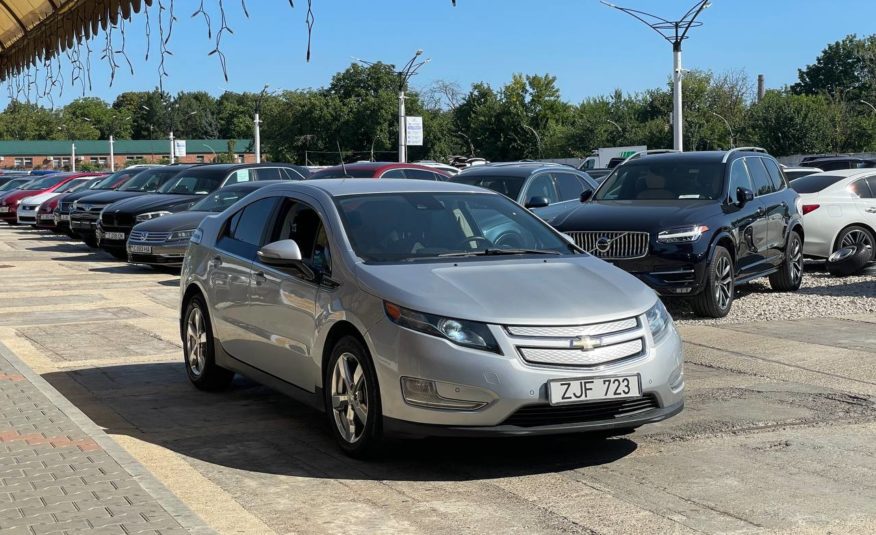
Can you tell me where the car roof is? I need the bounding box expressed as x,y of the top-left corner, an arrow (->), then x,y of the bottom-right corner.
310,162 -> 446,175
219,180 -> 287,192
259,178 -> 490,197
807,169 -> 876,179
456,162 -> 574,177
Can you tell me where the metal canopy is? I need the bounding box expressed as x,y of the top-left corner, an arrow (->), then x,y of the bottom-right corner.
0,0 -> 150,81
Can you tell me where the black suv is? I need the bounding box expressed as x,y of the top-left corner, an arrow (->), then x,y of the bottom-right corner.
551,149 -> 805,318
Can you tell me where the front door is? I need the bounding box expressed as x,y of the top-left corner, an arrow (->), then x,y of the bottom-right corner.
727,159 -> 769,277
246,195 -> 332,390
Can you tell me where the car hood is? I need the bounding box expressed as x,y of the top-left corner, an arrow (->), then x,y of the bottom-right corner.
1,189 -> 44,205
132,211 -> 210,233
105,193 -> 200,215
75,190 -> 152,205
19,191 -> 58,206
63,188 -> 114,204
551,200 -> 720,232
355,255 -> 656,325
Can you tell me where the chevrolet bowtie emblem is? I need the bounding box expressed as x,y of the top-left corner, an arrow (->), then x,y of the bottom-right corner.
570,335 -> 601,351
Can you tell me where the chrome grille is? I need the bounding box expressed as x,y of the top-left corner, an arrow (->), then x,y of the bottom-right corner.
59,201 -> 73,212
565,231 -> 649,260
128,230 -> 171,243
506,316 -> 646,368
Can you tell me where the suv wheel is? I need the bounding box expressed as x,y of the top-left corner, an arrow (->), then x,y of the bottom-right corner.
769,231 -> 804,291
691,246 -> 734,318
183,295 -> 234,391
324,336 -> 383,458
835,225 -> 875,263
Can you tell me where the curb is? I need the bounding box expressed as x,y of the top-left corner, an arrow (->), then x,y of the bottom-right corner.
0,341 -> 216,535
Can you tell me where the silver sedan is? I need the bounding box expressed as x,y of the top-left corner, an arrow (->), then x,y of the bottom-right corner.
179,179 -> 684,456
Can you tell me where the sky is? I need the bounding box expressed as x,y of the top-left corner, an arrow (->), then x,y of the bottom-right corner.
16,0 -> 876,106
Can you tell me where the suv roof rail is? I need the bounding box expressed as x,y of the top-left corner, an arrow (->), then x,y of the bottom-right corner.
620,149 -> 681,165
721,146 -> 768,163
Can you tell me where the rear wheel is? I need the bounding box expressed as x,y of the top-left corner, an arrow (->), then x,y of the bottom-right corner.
183,295 -> 234,391
835,225 -> 874,263
691,246 -> 734,318
769,231 -> 804,291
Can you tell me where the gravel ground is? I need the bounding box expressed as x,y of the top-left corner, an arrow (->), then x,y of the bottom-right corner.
668,261 -> 876,325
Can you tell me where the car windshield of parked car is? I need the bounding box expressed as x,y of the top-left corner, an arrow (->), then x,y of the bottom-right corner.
190,189 -> 252,212
594,161 -> 724,201
789,173 -> 849,194
23,175 -> 68,190
69,179 -> 100,192
335,192 -> 574,263
0,178 -> 31,191
449,175 -> 525,200
92,170 -> 135,190
55,179 -> 89,193
118,168 -> 183,192
158,172 -> 223,195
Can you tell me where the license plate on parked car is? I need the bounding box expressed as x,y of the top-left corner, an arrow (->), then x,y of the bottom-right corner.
128,244 -> 152,254
0,207 -> 8,213
548,374 -> 641,405
103,232 -> 125,241
39,214 -> 54,221
60,214 -> 69,221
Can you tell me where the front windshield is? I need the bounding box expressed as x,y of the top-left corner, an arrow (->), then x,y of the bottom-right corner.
55,179 -> 90,193
0,178 -> 30,191
335,192 -> 574,263
119,168 -> 185,192
158,171 -> 222,195
595,161 -> 725,201
23,175 -> 68,190
70,178 -> 102,192
92,170 -> 137,190
191,188 -> 253,212
450,175 -> 525,200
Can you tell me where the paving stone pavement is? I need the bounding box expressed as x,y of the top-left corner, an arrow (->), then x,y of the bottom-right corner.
0,344 -> 212,535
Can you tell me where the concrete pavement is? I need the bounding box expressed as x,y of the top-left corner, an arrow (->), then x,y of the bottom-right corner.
0,225 -> 874,534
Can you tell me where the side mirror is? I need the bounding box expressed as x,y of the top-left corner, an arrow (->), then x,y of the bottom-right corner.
525,196 -> 551,209
257,239 -> 315,279
736,187 -> 754,206
579,190 -> 593,203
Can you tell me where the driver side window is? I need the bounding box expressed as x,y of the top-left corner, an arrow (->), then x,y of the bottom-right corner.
728,160 -> 754,204
270,199 -> 331,274
523,174 -> 559,204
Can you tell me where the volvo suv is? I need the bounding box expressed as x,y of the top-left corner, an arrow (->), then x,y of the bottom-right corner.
180,179 -> 684,456
552,149 -> 805,318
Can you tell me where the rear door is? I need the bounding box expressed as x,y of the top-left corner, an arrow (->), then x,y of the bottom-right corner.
852,176 -> 876,228
760,157 -> 794,262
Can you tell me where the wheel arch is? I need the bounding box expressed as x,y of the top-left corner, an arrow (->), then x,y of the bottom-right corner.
708,230 -> 737,268
320,320 -> 371,390
832,221 -> 876,251
180,281 -> 209,342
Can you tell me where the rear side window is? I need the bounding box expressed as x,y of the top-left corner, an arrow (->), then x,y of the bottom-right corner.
728,159 -> 753,203
746,158 -> 774,196
404,169 -> 439,181
867,177 -> 876,197
225,169 -> 253,185
554,173 -> 588,200
761,158 -> 786,191
849,179 -> 874,198
380,169 -> 406,179
789,174 -> 847,194
254,168 -> 286,181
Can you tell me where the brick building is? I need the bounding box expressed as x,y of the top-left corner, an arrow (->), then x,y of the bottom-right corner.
0,139 -> 256,170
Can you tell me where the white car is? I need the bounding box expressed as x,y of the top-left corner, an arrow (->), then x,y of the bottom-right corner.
16,177 -> 95,225
791,169 -> 876,262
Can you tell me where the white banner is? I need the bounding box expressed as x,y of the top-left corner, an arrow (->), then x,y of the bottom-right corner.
405,116 -> 424,146
174,140 -> 187,157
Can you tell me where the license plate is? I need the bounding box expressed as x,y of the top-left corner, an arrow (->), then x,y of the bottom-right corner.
103,232 -> 125,241
0,207 -> 8,213
548,375 -> 641,405
128,244 -> 152,254
39,214 -> 54,221
60,214 -> 70,221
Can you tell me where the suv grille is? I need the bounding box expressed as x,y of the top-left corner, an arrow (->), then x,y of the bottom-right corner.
565,231 -> 649,260
502,395 -> 659,427
129,230 -> 171,243
505,316 -> 645,368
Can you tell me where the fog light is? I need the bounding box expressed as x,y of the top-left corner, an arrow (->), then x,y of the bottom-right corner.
400,377 -> 490,410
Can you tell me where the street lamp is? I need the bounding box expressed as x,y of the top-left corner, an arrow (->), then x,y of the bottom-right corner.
455,131 -> 475,157
860,100 -> 876,114
522,124 -> 542,159
254,84 -> 273,164
355,49 -> 431,163
709,111 -> 734,148
602,0 -> 711,152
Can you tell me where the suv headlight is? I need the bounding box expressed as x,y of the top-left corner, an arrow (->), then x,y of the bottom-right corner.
645,300 -> 674,345
384,302 -> 501,353
169,229 -> 195,242
657,224 -> 709,243
136,210 -> 172,222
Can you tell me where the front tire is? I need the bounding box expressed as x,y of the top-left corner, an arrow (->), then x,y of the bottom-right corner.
183,295 -> 234,391
691,246 -> 734,318
324,336 -> 383,458
769,231 -> 804,291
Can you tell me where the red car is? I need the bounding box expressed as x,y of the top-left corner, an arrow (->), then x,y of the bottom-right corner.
0,173 -> 100,224
35,176 -> 106,230
309,162 -> 450,180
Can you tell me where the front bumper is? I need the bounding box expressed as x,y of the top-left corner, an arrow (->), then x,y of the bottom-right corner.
0,207 -> 17,221
366,315 -> 684,435
126,241 -> 188,266
606,242 -> 711,297
16,208 -> 38,224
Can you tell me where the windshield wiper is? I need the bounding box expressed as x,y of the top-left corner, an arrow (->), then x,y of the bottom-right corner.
438,248 -> 561,257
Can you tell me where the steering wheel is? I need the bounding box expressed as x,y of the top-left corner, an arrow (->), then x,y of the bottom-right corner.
456,236 -> 492,249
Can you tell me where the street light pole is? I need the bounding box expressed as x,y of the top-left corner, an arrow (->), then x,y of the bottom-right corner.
109,135 -> 115,171
860,99 -> 876,114
522,124 -> 542,159
71,143 -> 76,172
169,131 -> 175,164
709,111 -> 734,148
602,0 -> 711,152
254,84 -> 271,163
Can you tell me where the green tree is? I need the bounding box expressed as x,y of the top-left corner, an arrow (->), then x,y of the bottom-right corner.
746,91 -> 833,156
792,35 -> 876,99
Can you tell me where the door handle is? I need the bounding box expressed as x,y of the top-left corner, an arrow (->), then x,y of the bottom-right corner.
866,207 -> 876,213
208,256 -> 222,268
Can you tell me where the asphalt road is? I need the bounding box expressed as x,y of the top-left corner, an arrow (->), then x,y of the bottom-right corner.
1,225 -> 874,534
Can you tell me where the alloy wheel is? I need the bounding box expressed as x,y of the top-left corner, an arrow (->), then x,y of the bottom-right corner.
790,237 -> 803,284
330,352 -> 369,444
841,229 -> 873,252
186,307 -> 207,378
714,255 -> 733,310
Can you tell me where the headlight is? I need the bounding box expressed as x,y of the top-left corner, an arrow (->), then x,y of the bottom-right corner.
190,228 -> 203,244
645,300 -> 674,345
169,229 -> 195,241
136,211 -> 172,222
384,301 -> 501,353
657,224 -> 709,243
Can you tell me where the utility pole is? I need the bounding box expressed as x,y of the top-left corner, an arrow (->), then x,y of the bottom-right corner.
109,136 -> 115,171
169,131 -> 175,164
254,84 -> 271,163
602,0 -> 711,152
355,50 -> 431,163
71,143 -> 76,172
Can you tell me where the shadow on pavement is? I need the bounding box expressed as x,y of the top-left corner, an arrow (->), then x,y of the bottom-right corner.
43,361 -> 637,482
